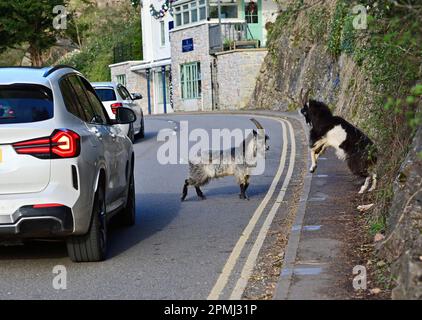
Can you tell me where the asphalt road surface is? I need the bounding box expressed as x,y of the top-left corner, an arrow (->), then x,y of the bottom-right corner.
0,114 -> 298,299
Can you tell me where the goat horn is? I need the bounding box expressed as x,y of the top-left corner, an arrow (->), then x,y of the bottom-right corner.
303,89 -> 310,104
250,118 -> 264,130
299,88 -> 304,105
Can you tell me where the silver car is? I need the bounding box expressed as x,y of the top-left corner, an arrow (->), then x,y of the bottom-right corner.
0,66 -> 137,262
92,82 -> 144,142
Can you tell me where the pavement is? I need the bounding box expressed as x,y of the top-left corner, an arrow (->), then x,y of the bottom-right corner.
274,149 -> 363,300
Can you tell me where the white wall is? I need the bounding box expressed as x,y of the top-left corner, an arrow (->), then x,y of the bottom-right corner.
141,0 -> 173,62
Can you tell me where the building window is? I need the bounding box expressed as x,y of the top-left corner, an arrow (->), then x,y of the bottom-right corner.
116,74 -> 127,86
209,0 -> 238,19
160,21 -> 166,46
180,62 -> 201,99
245,1 -> 258,24
174,0 -> 207,27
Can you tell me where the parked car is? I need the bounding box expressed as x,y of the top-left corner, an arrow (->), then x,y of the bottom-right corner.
0,66 -> 137,262
91,82 -> 144,142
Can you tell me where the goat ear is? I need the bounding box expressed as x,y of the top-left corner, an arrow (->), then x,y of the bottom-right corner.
252,129 -> 257,136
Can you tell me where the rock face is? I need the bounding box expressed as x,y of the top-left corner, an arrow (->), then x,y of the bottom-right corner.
248,0 -> 374,131
378,127 -> 422,300
250,0 -> 422,299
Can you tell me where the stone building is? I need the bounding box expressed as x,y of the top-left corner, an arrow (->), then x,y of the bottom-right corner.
109,0 -> 174,114
169,0 -> 279,111
109,0 -> 280,113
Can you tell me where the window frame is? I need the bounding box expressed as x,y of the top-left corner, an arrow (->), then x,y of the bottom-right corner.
174,0 -> 207,27
180,62 -> 201,100
160,20 -> 166,46
244,1 -> 259,24
209,1 -> 239,19
116,74 -> 127,86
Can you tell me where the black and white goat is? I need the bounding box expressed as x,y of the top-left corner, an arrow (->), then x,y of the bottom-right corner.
181,119 -> 269,201
298,89 -> 377,194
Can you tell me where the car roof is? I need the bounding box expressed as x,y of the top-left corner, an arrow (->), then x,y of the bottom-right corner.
0,66 -> 79,88
91,82 -> 119,89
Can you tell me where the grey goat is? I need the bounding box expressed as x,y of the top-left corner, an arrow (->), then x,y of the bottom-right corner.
181,119 -> 269,201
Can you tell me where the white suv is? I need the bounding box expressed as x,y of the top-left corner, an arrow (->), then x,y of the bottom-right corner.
0,66 -> 137,262
92,82 -> 144,142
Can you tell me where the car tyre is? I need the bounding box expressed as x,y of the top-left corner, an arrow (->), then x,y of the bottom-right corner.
119,168 -> 136,227
137,116 -> 145,139
67,186 -> 107,262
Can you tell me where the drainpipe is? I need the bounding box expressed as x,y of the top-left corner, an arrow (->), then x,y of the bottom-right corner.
218,0 -> 222,50
162,65 -> 167,114
146,68 -> 152,115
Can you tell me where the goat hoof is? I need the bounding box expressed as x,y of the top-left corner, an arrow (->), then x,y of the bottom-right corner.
309,166 -> 317,173
200,196 -> 206,200
181,197 -> 186,202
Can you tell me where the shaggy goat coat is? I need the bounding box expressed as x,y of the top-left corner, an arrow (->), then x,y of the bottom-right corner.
181,122 -> 267,201
301,100 -> 377,193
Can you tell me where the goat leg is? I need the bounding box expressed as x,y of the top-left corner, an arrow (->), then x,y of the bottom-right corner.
243,182 -> 250,200
239,184 -> 249,200
359,176 -> 371,194
195,186 -> 206,200
369,173 -> 377,192
310,149 -> 318,173
181,179 -> 189,201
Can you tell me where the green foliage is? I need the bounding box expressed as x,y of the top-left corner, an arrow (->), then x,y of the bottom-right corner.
340,15 -> 355,55
369,215 -> 386,235
61,3 -> 142,82
384,84 -> 422,130
223,39 -> 234,50
0,0 -> 69,66
327,0 -> 347,56
0,48 -> 27,67
267,0 -> 305,44
308,7 -> 329,42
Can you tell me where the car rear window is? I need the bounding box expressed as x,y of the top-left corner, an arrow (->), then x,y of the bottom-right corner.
94,88 -> 116,102
0,84 -> 53,124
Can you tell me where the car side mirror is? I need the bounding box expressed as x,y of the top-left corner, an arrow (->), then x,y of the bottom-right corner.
116,107 -> 136,124
131,93 -> 143,100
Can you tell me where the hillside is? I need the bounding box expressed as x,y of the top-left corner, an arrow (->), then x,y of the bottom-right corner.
249,0 -> 422,299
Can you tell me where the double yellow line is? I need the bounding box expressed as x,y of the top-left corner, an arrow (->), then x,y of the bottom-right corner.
208,117 -> 296,300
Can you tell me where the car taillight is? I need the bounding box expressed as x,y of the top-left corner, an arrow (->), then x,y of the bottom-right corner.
13,129 -> 80,159
33,203 -> 64,208
111,102 -> 123,114
51,130 -> 80,158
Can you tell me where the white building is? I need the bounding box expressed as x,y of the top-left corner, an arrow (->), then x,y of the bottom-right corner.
110,0 -> 281,113
109,0 -> 174,114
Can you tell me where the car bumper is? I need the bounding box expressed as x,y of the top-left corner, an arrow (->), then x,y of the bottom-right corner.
0,205 -> 74,238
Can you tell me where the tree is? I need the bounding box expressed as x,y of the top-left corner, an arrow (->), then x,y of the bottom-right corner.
0,0 -> 69,66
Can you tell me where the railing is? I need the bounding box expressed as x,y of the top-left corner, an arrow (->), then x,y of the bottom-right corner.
209,22 -> 258,53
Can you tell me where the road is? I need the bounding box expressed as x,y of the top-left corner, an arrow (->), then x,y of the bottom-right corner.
0,114 -> 301,299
